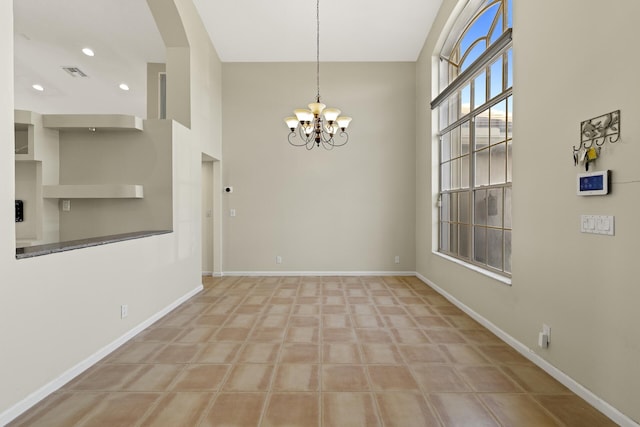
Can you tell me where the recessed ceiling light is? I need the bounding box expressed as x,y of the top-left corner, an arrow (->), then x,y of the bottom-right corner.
82,47 -> 95,57
119,83 -> 129,91
32,84 -> 44,91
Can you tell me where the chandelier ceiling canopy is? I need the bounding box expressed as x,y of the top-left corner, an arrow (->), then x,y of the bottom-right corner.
284,0 -> 352,150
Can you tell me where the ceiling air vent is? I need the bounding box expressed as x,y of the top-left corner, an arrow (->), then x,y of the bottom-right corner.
62,67 -> 88,78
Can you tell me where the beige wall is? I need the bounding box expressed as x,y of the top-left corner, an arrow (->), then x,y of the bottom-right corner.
221,62 -> 416,273
58,120 -> 173,241
416,0 -> 640,423
0,0 -> 222,422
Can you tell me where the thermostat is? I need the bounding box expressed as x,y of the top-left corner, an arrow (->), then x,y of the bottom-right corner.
577,170 -> 610,196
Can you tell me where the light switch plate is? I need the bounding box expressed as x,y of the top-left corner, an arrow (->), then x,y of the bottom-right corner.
581,215 -> 614,235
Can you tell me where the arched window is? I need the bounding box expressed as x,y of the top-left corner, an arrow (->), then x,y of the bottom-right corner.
432,0 -> 513,277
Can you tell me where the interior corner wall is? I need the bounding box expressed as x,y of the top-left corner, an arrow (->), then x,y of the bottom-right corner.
416,0 -> 640,423
221,62 -> 416,273
147,62 -> 166,120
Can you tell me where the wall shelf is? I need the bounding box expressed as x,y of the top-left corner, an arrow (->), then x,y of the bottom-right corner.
42,114 -> 144,131
42,185 -> 144,199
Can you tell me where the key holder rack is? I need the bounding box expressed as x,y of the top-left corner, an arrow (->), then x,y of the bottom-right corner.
572,110 -> 620,169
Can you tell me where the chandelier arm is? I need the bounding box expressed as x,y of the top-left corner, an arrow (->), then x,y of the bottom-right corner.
289,130 -> 314,147
331,132 -> 349,147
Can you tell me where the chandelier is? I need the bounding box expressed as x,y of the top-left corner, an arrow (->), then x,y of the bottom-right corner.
284,0 -> 352,150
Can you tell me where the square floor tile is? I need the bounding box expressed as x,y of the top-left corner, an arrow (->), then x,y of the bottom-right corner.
286,327 -> 320,343
376,392 -> 440,427
195,342 -> 242,364
263,393 -> 319,427
222,364 -> 273,391
411,365 -> 470,392
171,364 -> 229,391
322,365 -> 369,391
140,392 -> 212,426
280,343 -> 319,363
272,364 -> 319,391
323,393 -> 380,427
481,394 -> 562,427
361,343 -> 404,364
430,393 -> 500,426
368,365 -> 419,390
458,366 -> 523,393
323,343 -> 362,364
237,342 -> 281,363
201,393 -> 266,427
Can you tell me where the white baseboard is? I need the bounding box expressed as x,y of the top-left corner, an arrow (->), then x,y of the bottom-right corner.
415,273 -> 638,427
0,284 -> 203,427
222,270 -> 416,277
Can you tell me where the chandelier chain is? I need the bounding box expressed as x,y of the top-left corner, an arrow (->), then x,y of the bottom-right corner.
316,0 -> 320,101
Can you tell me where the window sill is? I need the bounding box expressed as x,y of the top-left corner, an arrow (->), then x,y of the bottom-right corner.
432,251 -> 512,286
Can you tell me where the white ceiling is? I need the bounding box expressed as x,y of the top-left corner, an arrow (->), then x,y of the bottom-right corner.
193,0 -> 443,62
13,0 -> 442,116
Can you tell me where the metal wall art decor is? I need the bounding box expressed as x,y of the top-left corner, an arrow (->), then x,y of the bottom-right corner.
573,110 -> 620,170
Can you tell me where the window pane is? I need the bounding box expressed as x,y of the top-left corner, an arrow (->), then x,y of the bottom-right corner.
441,161 -> 451,190
474,149 -> 489,187
450,192 -> 459,224
459,224 -> 471,259
459,191 -> 470,223
473,71 -> 486,109
451,126 -> 461,159
461,42 -> 485,72
441,132 -> 451,162
439,100 -> 448,130
474,226 -> 487,264
450,223 -> 459,254
440,222 -> 450,252
440,193 -> 450,222
487,228 -> 503,269
474,189 -> 487,225
487,188 -> 503,227
489,56 -> 503,99
451,158 -> 460,189
504,187 -> 512,228
461,155 -> 470,189
504,230 -> 512,273
461,121 -> 470,155
490,143 -> 506,184
461,84 -> 471,114
475,113 -> 489,150
489,15 -> 503,44
490,100 -> 507,144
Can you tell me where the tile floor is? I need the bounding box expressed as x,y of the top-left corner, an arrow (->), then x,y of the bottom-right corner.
9,276 -> 617,426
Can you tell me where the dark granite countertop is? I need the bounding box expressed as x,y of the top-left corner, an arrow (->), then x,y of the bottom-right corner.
16,230 -> 172,259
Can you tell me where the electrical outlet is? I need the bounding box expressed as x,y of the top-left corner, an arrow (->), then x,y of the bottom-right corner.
543,324 -> 551,342
230,209 -> 236,217
62,200 -> 71,211
394,255 -> 400,264
276,255 -> 282,264
121,304 -> 128,319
